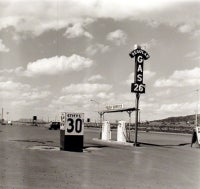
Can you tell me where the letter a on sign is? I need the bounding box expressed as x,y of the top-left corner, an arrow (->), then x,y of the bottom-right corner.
137,64 -> 143,72
129,45 -> 150,94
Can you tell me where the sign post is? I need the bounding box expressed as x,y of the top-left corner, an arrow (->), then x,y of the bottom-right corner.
60,112 -> 84,152
129,45 -> 150,146
135,93 -> 140,146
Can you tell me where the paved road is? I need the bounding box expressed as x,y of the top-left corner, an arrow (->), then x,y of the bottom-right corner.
0,125 -> 200,189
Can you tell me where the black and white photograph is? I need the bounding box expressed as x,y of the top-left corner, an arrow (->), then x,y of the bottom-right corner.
0,0 -> 200,188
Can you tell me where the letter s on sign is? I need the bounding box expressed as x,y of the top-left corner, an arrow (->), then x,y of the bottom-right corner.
137,56 -> 143,63
137,74 -> 143,82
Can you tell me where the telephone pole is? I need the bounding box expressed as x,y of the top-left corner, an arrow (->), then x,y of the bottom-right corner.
1,108 -> 3,122
196,89 -> 199,126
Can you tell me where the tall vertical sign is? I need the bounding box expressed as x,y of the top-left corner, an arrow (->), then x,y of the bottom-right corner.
129,45 -> 150,146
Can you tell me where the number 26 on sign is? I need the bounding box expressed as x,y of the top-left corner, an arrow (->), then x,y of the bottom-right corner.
131,83 -> 145,93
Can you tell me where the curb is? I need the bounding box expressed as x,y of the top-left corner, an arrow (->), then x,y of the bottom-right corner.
92,138 -> 133,147
140,131 -> 191,136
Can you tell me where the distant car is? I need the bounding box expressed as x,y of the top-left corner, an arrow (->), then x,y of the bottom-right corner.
7,120 -> 12,125
49,122 -> 60,130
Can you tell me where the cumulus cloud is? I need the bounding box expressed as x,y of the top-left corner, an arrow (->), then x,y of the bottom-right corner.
178,24 -> 193,33
185,51 -> 197,58
126,70 -> 156,84
0,76 -> 4,81
96,92 -> 115,99
106,29 -> 127,46
51,94 -> 91,107
193,30 -> 200,38
0,67 -> 24,75
139,100 -> 197,120
63,23 -> 93,39
155,89 -> 172,97
140,39 -> 157,50
50,82 -> 113,111
154,67 -> 200,87
0,80 -> 30,91
177,24 -> 200,38
0,54 -> 93,77
85,43 -> 110,56
0,39 -> 9,52
87,74 -> 104,82
0,0 -> 199,38
23,54 -> 93,76
0,80 -> 51,119
0,80 -> 50,103
62,83 -> 112,94
158,102 -> 196,114
184,51 -> 200,62
144,70 -> 156,80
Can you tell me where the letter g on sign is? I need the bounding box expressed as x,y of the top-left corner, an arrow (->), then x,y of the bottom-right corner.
137,55 -> 143,63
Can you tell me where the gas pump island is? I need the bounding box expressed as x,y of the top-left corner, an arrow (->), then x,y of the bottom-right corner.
129,45 -> 150,146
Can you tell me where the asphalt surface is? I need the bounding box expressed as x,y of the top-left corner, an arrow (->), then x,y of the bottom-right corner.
0,124 -> 200,189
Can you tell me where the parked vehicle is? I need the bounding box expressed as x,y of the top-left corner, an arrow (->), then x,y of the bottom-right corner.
49,122 -> 60,130
7,120 -> 12,125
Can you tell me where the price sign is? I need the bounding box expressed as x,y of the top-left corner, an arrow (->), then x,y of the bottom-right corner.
131,83 -> 145,93
129,45 -> 150,146
129,46 -> 150,94
65,113 -> 84,135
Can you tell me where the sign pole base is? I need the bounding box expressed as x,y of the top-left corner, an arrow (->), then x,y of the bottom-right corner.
134,93 -> 140,146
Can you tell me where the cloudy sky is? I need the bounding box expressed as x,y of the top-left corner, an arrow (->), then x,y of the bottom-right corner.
0,0 -> 200,122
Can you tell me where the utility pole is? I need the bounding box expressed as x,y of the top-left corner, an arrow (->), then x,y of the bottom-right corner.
196,89 -> 199,127
2,108 -> 3,122
90,99 -> 101,138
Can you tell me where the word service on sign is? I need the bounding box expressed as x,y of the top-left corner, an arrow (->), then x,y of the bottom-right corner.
129,46 -> 150,93
106,104 -> 124,111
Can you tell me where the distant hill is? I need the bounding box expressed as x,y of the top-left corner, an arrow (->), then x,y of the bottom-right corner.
152,114 -> 199,125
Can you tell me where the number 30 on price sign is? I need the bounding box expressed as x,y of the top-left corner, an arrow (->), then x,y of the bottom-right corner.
65,113 -> 84,136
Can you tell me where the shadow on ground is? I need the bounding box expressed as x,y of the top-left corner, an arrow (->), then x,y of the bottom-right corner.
138,142 -> 191,148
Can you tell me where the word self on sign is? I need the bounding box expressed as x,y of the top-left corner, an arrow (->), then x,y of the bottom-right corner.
129,46 -> 150,93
